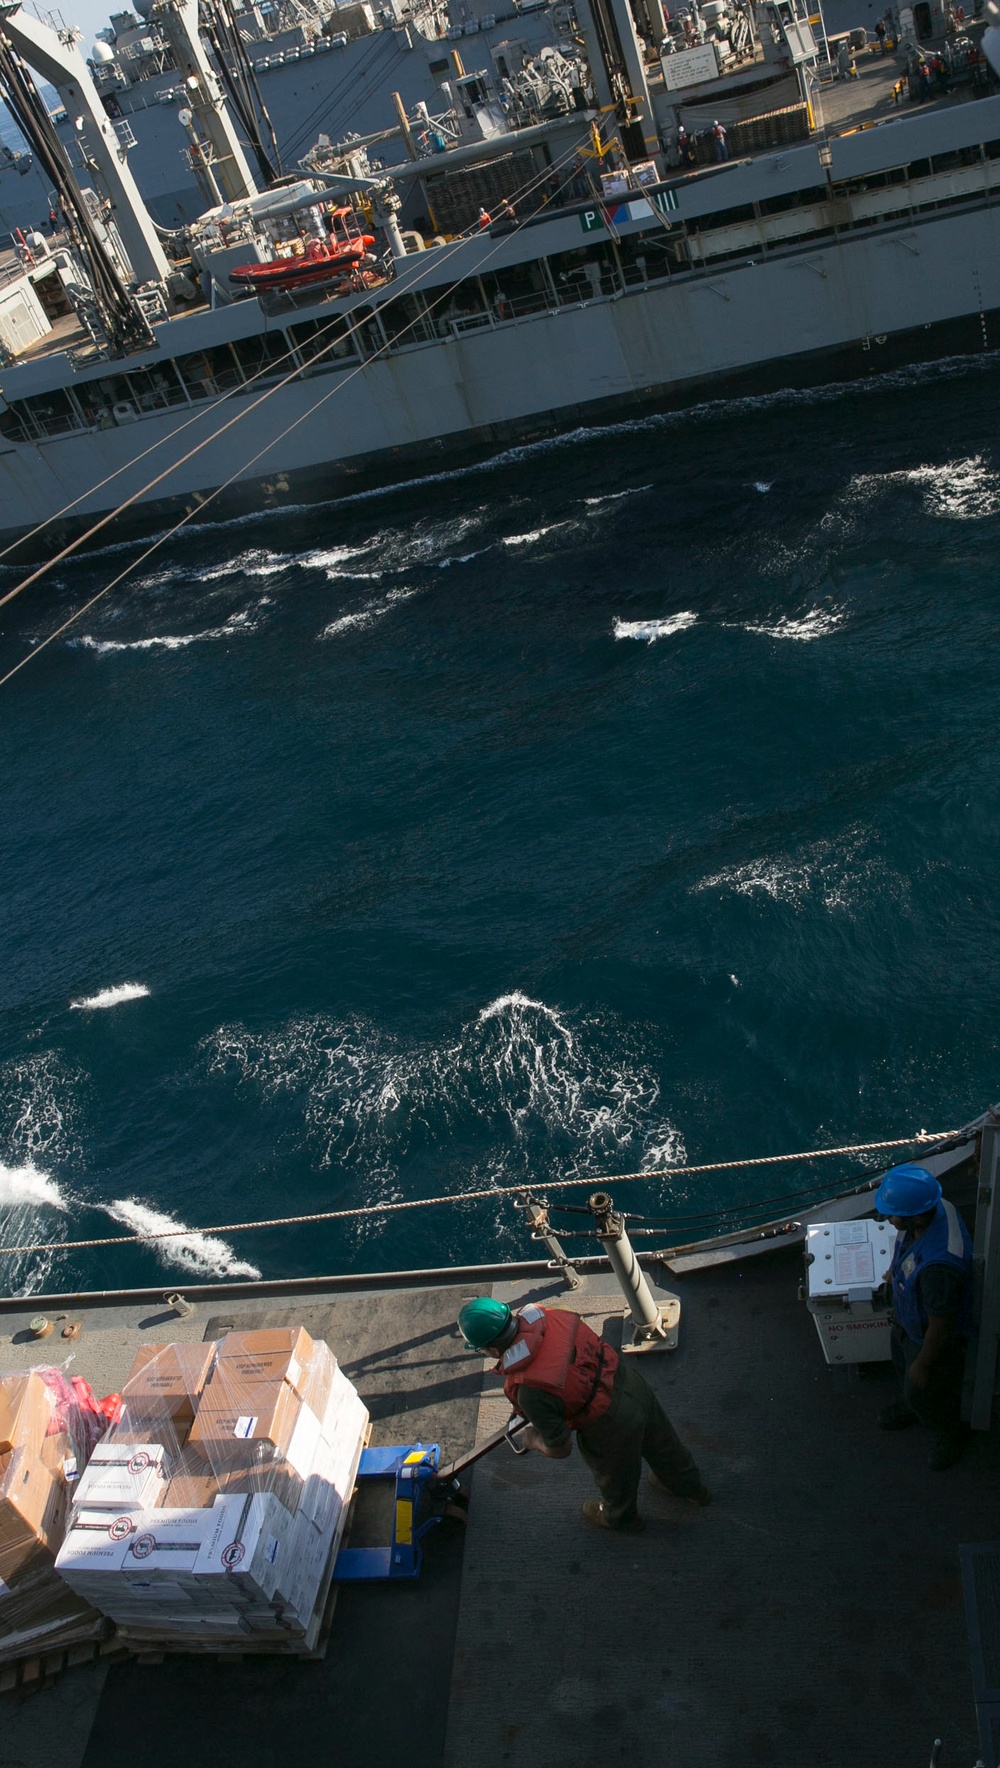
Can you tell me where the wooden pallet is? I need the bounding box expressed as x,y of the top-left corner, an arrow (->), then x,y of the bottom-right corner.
117,1423 -> 371,1665
0,1627 -> 125,1696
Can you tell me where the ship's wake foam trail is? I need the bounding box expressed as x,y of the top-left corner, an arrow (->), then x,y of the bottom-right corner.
0,1054 -> 78,1296
204,992 -> 684,1252
103,1200 -> 261,1281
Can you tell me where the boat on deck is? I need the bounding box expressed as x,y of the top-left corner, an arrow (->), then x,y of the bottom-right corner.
228,210 -> 376,292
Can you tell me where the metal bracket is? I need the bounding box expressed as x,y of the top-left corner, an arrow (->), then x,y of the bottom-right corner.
516,1193 -> 582,1290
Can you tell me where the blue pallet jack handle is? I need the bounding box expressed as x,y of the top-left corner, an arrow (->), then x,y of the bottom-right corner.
333,1443 -> 442,1584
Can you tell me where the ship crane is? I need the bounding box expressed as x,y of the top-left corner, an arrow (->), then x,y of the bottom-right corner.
0,1 -> 170,290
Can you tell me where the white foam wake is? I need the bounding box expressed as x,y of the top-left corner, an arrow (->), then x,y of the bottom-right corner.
204,992 -> 685,1243
70,982 -> 150,1011
501,523 -> 570,547
694,825 -> 882,912
742,607 -> 845,642
321,585 -> 418,639
584,485 -> 652,506
0,1162 -> 68,1211
73,607 -> 259,654
614,613 -> 697,644
105,1199 -> 261,1279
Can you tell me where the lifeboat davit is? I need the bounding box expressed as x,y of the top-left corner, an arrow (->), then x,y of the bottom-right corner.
229,208 -> 376,292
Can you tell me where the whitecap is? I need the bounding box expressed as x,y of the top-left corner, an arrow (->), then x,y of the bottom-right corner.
0,1162 -> 68,1211
897,455 -> 1000,521
320,586 -> 417,639
613,613 -> 698,643
70,982 -> 150,1011
752,481 -> 773,493
584,485 -> 653,506
501,523 -> 569,547
72,607 -> 259,654
104,1199 -> 261,1280
203,994 -> 684,1229
742,607 -> 845,641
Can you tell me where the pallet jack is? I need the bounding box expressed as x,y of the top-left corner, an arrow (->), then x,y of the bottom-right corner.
333,1415 -> 529,1584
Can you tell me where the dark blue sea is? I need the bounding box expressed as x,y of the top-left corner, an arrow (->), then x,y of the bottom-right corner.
1,355 -> 998,1298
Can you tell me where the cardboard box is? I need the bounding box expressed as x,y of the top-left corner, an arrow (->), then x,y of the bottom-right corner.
189,1382 -> 302,1462
74,1442 -> 168,1512
123,1343 -> 217,1431
214,1328 -> 316,1392
194,1492 -> 295,1603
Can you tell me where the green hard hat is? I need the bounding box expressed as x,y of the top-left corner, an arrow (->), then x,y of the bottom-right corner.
458,1297 -> 513,1349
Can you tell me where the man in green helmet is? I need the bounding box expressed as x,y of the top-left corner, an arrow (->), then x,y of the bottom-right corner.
458,1296 -> 709,1532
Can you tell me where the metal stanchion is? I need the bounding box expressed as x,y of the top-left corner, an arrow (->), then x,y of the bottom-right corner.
588,1190 -> 680,1352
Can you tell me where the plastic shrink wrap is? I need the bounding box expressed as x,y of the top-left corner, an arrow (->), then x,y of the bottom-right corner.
56,1330 -> 369,1649
0,1366 -> 115,1661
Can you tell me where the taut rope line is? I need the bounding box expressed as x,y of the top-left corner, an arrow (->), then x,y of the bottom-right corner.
0,1130 -> 956,1257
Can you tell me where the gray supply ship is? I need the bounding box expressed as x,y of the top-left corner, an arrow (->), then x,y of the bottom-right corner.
0,0 -> 995,549
0,1107 -> 999,1766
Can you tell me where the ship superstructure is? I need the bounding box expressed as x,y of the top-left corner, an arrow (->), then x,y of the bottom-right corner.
0,0 -> 995,548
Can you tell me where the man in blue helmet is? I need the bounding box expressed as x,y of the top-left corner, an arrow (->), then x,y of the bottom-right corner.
875,1163 -> 973,1470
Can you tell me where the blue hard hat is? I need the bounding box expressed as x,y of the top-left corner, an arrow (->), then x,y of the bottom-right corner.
874,1163 -> 942,1218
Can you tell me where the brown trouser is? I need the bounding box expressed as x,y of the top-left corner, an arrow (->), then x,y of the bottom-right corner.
576,1361 -> 701,1528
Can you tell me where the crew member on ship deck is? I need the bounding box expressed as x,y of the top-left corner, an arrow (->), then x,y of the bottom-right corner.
458,1298 -> 710,1532
876,1163 -> 973,1470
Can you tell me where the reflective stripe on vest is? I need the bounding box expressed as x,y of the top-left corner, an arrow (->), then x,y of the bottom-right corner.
890,1198 -> 973,1344
501,1306 -> 618,1429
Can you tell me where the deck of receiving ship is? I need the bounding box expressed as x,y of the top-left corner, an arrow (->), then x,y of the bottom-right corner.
0,1248 -> 993,1768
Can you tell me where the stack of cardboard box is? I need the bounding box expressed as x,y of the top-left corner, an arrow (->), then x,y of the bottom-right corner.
55,1330 -> 368,1650
0,1371 -> 102,1661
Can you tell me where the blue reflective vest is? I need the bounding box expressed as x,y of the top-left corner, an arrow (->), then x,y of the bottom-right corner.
890,1199 -> 973,1345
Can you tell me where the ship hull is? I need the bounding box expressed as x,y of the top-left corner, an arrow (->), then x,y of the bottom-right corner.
2,199 -> 998,555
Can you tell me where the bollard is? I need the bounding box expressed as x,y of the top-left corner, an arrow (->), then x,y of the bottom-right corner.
165,1292 -> 195,1319
588,1191 -> 680,1352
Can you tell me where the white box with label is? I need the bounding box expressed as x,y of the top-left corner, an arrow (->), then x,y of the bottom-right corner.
804,1218 -> 897,1364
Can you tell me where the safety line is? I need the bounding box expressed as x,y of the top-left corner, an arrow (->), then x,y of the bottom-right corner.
0,128 -> 594,605
0,1130 -> 956,1257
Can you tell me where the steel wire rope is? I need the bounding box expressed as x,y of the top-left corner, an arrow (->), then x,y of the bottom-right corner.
279,32 -> 407,166
0,1132 -> 958,1258
539,1164 -> 890,1222
0,129 -> 596,670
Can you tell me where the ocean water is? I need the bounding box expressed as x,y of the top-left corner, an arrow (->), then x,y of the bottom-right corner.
1,354 -> 1000,1297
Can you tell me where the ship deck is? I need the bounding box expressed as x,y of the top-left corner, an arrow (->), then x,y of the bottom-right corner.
3,46 -> 993,379
0,1244 -> 993,1768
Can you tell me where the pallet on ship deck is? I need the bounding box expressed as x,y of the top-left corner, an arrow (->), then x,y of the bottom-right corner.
115,1422 -> 371,1664
0,1625 -> 125,1695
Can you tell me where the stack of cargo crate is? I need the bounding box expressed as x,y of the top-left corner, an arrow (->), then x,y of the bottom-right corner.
55,1330 -> 368,1651
0,1370 -> 105,1663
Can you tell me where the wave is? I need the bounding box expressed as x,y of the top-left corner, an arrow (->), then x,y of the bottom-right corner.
887,455 -> 1000,521
104,1199 -> 261,1280
584,485 -> 652,506
0,1053 -> 82,1295
693,826 -> 885,913
741,606 -> 846,641
72,606 -> 260,654
614,612 -> 697,643
5,346 -> 996,587
70,981 -> 150,1010
0,1162 -> 68,1211
501,523 -> 570,547
320,585 -> 418,638
203,993 -> 684,1248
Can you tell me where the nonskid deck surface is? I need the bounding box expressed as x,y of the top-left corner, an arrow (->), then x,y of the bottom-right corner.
0,1281 -> 487,1768
0,1253 -> 994,1768
446,1258 -> 996,1768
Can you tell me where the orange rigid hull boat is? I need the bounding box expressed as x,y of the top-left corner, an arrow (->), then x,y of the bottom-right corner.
230,208 -> 375,293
